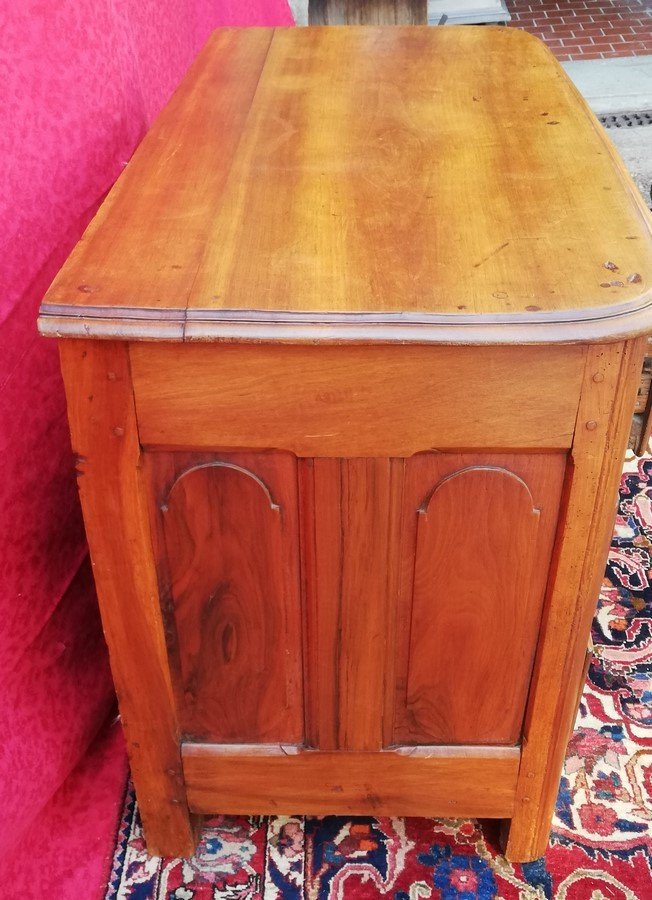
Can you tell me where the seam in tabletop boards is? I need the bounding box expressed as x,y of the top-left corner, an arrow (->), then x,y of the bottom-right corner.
181,28 -> 278,341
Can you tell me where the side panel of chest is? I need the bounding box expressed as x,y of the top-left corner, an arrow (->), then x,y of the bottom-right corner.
144,448 -> 566,755
392,452 -> 566,746
145,451 -> 304,745
131,340 -> 592,829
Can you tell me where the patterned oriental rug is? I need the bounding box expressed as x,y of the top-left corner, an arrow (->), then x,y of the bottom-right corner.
106,458 -> 652,899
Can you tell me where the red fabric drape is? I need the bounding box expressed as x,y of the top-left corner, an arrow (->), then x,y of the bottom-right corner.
0,0 -> 292,890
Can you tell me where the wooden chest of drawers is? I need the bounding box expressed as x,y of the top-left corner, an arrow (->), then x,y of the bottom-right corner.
39,25 -> 652,862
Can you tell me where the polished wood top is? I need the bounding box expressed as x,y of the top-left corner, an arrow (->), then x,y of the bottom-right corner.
39,26 -> 652,344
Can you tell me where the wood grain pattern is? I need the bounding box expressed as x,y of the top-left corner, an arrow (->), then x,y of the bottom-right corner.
505,337 -> 646,860
182,743 -> 520,818
300,458 -> 402,750
39,27 -> 652,344
45,24 -> 652,862
146,452 -> 304,745
130,343 -> 585,455
188,26 -> 651,321
634,345 -> 652,454
57,340 -> 196,857
309,0 -> 427,24
41,29 -> 272,324
393,454 -> 566,745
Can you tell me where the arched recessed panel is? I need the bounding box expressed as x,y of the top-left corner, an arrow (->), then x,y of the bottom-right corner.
165,460 -> 280,511
157,452 -> 303,744
393,453 -> 566,746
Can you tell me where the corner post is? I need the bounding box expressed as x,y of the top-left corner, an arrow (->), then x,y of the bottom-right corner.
504,337 -> 645,861
58,339 -> 197,857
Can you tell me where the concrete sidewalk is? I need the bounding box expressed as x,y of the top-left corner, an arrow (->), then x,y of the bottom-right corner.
563,55 -> 652,116
563,56 -> 652,209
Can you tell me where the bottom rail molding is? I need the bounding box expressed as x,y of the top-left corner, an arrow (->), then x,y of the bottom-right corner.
182,743 -> 520,818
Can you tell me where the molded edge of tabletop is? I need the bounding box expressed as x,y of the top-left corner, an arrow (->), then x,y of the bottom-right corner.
37,292 -> 652,345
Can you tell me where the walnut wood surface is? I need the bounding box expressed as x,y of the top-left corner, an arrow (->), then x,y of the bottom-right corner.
504,337 -> 646,860
57,340 -> 196,857
300,458 -> 402,750
182,744 -> 520,818
42,29 -> 272,322
55,335 -> 644,859
393,454 -> 566,745
309,0 -> 427,25
146,452 -> 304,745
130,343 -> 585,455
39,27 -> 652,343
47,21 -> 651,863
